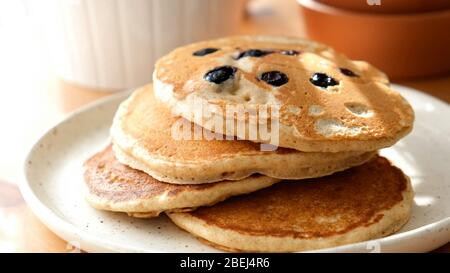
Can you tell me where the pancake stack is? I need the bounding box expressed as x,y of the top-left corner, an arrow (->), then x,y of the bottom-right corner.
84,36 -> 415,252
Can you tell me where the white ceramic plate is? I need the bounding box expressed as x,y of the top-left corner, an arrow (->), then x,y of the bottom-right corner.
20,84 -> 450,253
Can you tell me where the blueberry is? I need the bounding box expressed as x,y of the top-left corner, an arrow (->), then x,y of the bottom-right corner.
259,71 -> 289,87
310,73 -> 338,88
193,48 -> 218,56
204,66 -> 237,84
339,68 -> 359,77
236,49 -> 273,59
280,50 -> 300,56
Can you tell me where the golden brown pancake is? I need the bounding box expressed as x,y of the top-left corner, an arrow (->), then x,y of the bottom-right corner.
167,156 -> 413,252
111,84 -> 376,184
83,145 -> 280,217
153,35 -> 414,152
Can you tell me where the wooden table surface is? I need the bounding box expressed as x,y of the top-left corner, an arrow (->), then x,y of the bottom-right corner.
0,0 -> 448,252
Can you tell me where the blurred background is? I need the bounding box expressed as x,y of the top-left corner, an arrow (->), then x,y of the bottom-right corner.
0,0 -> 449,252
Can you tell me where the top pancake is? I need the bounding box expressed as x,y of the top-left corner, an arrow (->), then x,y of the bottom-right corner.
153,36 -> 414,152
111,85 -> 375,184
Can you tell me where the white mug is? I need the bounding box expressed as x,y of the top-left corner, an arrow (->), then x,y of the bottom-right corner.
35,0 -> 247,90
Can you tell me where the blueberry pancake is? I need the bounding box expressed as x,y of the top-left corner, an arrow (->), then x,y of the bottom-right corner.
111,84 -> 376,184
167,156 -> 413,252
153,36 -> 414,152
83,145 -> 281,218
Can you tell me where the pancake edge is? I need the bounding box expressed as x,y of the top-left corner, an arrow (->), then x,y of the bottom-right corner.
84,172 -> 280,218
112,141 -> 377,184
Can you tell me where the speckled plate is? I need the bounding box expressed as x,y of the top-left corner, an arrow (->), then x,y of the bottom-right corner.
20,84 -> 450,253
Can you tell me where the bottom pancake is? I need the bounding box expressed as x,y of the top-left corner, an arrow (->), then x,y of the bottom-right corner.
167,156 -> 413,252
83,145 -> 280,217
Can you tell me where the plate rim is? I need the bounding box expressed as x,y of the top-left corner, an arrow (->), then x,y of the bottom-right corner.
19,84 -> 450,253
19,89 -> 136,252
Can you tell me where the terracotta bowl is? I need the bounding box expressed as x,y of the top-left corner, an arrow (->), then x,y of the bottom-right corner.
298,0 -> 450,79
316,0 -> 450,14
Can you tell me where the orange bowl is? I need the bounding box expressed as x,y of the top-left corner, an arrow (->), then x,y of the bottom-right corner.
298,0 -> 450,79
316,0 -> 450,14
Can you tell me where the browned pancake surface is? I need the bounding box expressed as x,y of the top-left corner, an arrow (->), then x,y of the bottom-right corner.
83,145 -> 243,202
188,156 -> 407,238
